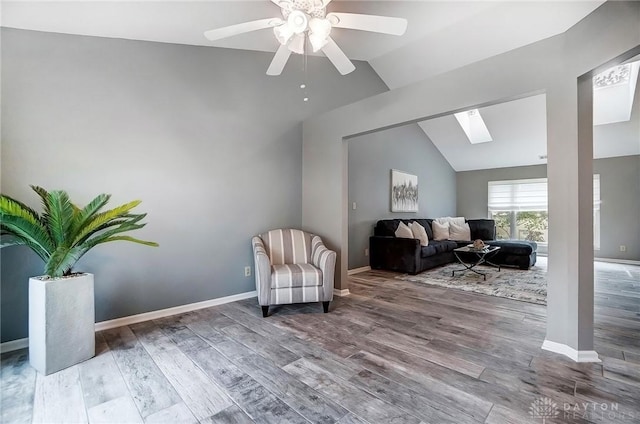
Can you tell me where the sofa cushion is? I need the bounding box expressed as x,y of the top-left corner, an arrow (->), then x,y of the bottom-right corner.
410,219 -> 434,239
375,219 -> 437,239
420,245 -> 438,258
431,221 -> 449,241
395,221 -> 414,239
468,219 -> 496,241
432,221 -> 450,241
449,222 -> 471,241
430,240 -> 458,254
489,240 -> 537,255
410,221 -> 429,246
375,219 -> 402,237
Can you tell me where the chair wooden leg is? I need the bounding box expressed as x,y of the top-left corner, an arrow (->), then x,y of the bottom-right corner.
261,306 -> 269,318
322,301 -> 330,313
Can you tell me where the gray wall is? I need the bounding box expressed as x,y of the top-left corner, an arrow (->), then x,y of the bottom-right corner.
347,124 -> 456,269
456,155 -> 640,260
594,156 -> 639,260
0,28 -> 388,342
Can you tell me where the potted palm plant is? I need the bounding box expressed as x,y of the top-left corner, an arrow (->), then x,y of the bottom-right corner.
0,185 -> 158,374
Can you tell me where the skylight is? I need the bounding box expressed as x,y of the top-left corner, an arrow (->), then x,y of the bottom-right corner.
593,60 -> 639,126
454,109 -> 492,144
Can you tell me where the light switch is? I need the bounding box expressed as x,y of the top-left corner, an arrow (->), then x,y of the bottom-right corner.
352,202 -> 357,210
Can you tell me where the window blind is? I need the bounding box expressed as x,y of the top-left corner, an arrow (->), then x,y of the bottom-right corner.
488,176 -> 600,212
488,178 -> 548,212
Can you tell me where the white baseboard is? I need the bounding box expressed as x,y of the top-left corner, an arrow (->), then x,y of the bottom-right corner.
0,291 -> 258,354
595,257 -> 640,266
0,337 -> 28,353
542,339 -> 601,363
333,288 -> 351,297
348,266 -> 371,275
94,290 -> 257,331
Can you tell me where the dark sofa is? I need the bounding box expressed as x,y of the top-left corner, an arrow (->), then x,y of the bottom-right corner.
369,218 -> 537,274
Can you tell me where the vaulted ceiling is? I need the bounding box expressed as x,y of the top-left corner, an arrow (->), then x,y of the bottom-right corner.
2,1 -> 605,87
4,0 -> 637,171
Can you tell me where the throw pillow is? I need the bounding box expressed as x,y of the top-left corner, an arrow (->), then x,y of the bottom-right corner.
410,221 -> 429,246
432,221 -> 450,241
435,216 -> 466,227
395,221 -> 414,239
449,222 -> 471,241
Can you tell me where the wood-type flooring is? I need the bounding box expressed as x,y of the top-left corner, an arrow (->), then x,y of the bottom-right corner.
2,260 -> 639,423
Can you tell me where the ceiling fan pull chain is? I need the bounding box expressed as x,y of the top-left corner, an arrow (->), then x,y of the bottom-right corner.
302,39 -> 309,102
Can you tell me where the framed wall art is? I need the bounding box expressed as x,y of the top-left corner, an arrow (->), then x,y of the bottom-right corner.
391,169 -> 418,212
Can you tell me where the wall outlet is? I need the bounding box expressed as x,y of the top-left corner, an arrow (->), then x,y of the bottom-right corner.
620,245 -> 627,252
364,248 -> 369,257
244,266 -> 251,277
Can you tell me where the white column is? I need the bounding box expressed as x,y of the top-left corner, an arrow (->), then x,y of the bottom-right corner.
543,77 -> 598,362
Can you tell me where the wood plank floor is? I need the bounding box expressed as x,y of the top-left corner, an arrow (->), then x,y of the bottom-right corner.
2,260 -> 639,423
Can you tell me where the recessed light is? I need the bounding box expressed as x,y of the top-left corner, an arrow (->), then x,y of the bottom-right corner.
300,84 -> 306,89
303,97 -> 309,102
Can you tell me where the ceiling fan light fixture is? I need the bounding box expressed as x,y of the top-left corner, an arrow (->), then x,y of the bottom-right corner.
287,10 -> 309,34
273,24 -> 294,45
309,33 -> 328,52
309,18 -> 331,52
289,33 -> 305,54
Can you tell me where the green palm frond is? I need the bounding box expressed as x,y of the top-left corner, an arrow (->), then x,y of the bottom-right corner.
0,214 -> 54,260
72,200 -> 142,246
46,190 -> 75,246
73,213 -> 146,246
0,234 -> 50,263
86,235 -> 159,249
45,246 -> 87,277
30,185 -> 52,219
0,195 -> 42,227
1,187 -> 157,278
70,194 -> 111,240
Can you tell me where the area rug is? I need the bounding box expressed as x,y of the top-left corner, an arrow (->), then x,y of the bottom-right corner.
395,262 -> 547,305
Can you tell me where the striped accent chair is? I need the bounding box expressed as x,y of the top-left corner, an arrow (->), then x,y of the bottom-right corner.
252,229 -> 336,317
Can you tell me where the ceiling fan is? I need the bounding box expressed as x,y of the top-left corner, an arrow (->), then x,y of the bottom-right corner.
204,0 -> 408,76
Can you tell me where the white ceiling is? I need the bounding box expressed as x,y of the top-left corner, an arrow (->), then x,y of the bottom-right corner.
4,0 -> 635,171
419,95 -> 548,172
420,75 -> 640,172
1,1 -> 604,78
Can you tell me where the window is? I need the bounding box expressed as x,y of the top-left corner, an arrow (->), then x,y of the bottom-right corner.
593,61 -> 640,125
488,178 -> 549,248
488,176 -> 600,250
454,109 -> 492,144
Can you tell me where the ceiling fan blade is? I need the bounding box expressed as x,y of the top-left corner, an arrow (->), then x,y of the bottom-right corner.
326,12 -> 407,36
321,37 -> 355,75
204,18 -> 283,41
266,44 -> 292,76
270,0 -> 289,8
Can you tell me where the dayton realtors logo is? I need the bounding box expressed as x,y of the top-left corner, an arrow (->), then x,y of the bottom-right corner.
529,397 -> 636,422
529,397 -> 559,423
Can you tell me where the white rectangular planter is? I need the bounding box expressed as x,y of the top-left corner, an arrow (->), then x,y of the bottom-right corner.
29,273 -> 95,375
